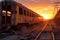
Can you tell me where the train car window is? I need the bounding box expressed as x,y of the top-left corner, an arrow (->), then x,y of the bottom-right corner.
30,13 -> 31,17
1,2 -> 6,10
1,2 -> 6,16
24,10 -> 26,16
31,13 -> 33,17
7,5 -> 11,16
26,11 -> 29,16
7,5 -> 11,11
2,5 -> 6,10
19,7 -> 23,15
32,13 -> 34,17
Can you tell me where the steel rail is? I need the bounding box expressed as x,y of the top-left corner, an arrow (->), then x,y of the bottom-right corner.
34,21 -> 49,40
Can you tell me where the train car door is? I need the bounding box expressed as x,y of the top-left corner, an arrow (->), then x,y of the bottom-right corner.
1,10 -> 11,25
1,1 -> 12,25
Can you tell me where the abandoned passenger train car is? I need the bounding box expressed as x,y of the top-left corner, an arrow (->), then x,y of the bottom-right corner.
0,1 -> 43,26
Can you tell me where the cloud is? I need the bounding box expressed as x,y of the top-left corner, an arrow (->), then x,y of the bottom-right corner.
0,0 -> 2,2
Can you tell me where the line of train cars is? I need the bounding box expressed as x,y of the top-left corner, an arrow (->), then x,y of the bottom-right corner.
0,1 -> 44,26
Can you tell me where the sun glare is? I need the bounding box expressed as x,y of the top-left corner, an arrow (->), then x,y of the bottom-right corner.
40,14 -> 54,20
37,8 -> 55,20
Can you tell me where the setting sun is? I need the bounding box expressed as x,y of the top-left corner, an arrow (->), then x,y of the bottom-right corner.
15,0 -> 58,20
40,14 -> 54,20
36,8 -> 55,20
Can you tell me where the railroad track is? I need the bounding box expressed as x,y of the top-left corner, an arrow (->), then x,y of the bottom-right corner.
34,21 -> 55,40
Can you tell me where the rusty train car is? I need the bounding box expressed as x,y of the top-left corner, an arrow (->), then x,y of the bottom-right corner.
0,1 -> 43,26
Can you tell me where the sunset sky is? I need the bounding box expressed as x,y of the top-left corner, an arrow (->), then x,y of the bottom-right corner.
0,0 -> 60,19
14,0 -> 59,19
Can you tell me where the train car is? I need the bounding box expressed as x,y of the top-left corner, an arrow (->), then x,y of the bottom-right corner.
0,1 -> 43,26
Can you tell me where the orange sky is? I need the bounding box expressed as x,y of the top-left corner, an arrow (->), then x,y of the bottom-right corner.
14,0 -> 59,19
0,0 -> 59,19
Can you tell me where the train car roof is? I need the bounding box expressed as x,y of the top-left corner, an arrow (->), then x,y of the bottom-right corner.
13,1 -> 42,17
0,1 -> 43,18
